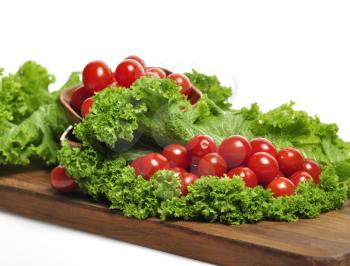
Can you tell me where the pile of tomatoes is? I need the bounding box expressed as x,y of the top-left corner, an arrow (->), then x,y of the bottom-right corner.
69,55 -> 193,118
131,135 -> 321,197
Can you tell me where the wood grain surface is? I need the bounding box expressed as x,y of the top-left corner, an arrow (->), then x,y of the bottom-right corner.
0,167 -> 349,266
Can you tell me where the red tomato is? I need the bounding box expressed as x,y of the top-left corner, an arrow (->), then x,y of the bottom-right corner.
267,177 -> 295,197
144,72 -> 160,78
146,67 -> 167,79
186,135 -> 217,163
136,153 -> 169,180
169,167 -> 186,177
179,172 -> 199,196
302,159 -> 321,184
70,86 -> 94,113
50,165 -> 77,193
131,156 -> 144,176
145,71 -> 160,78
250,137 -> 277,157
227,167 -> 258,188
162,144 -> 190,169
81,97 -> 93,118
198,153 -> 227,177
115,59 -> 145,88
276,148 -> 304,176
247,152 -> 279,185
125,55 -> 146,69
218,135 -> 252,168
289,171 -> 313,186
168,73 -> 192,96
82,60 -> 113,92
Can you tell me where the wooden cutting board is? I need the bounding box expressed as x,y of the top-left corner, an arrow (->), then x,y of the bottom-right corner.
0,167 -> 349,266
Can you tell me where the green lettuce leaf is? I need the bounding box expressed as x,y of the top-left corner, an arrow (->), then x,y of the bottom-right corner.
73,77 -> 191,147
0,103 -> 68,165
0,61 -> 55,123
186,69 -> 233,109
74,86 -> 146,147
51,71 -> 81,99
0,64 -> 81,166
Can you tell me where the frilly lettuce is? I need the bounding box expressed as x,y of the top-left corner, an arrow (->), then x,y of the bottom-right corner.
185,69 -> 233,109
0,61 -> 55,123
0,62 -> 80,165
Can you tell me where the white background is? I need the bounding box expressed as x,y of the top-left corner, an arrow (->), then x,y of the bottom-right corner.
1,0 -> 350,265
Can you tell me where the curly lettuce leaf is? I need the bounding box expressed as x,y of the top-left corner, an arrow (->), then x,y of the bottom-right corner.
0,66 -> 81,166
0,61 -> 55,123
73,77 -> 209,148
0,104 -> 68,165
185,69 -> 233,109
74,86 -> 147,147
132,77 -> 215,146
51,71 -> 81,99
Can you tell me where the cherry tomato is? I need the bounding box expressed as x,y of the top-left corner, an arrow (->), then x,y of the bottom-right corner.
162,144 -> 190,169
168,73 -> 192,96
146,67 -> 167,79
247,152 -> 279,185
179,172 -> 199,196
82,60 -> 113,92
70,86 -> 94,113
267,177 -> 295,197
136,153 -> 169,180
169,167 -> 186,177
227,167 -> 258,188
218,135 -> 252,168
131,156 -> 144,176
186,135 -> 217,163
144,72 -> 160,78
198,153 -> 227,177
115,59 -> 145,88
250,137 -> 277,157
302,159 -> 321,184
289,171 -> 313,186
276,148 -> 304,176
50,165 -> 77,193
125,55 -> 146,69
81,97 -> 93,118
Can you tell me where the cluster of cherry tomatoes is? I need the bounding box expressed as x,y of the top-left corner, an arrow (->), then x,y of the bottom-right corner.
131,135 -> 321,197
69,55 -> 193,118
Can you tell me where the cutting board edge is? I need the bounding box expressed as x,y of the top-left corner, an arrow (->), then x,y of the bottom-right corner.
1,182 -> 349,266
